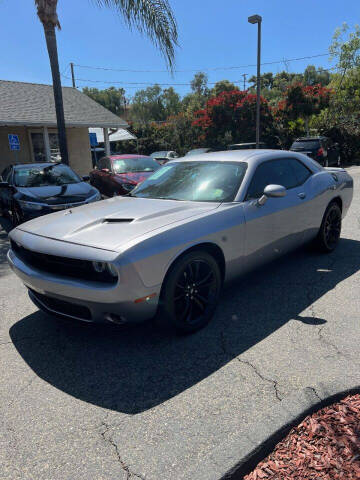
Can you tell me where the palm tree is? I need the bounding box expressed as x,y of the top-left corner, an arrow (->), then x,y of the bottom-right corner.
35,0 -> 178,165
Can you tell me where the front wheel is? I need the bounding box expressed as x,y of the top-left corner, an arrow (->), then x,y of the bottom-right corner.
315,202 -> 342,252
158,251 -> 222,333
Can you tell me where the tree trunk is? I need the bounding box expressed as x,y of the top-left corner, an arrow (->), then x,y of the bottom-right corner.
43,23 -> 69,165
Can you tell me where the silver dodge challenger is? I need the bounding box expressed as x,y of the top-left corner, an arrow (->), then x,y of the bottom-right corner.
8,150 -> 353,333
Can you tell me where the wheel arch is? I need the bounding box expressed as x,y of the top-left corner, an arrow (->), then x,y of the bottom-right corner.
163,242 -> 226,287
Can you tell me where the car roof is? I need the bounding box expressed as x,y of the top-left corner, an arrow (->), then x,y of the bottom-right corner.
12,162 -> 61,169
295,136 -> 326,141
108,154 -> 151,160
229,142 -> 266,146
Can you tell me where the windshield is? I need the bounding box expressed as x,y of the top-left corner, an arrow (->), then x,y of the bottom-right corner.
14,164 -> 81,187
291,140 -> 320,150
130,161 -> 247,202
113,157 -> 160,174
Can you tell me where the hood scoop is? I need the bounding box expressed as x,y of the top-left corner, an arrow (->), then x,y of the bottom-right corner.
102,218 -> 134,224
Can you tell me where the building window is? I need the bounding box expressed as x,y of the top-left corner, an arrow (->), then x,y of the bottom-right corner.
49,133 -> 61,162
30,132 -> 46,162
30,130 -> 61,162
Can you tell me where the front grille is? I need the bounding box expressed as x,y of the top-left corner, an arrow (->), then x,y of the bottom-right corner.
11,240 -> 116,284
30,289 -> 91,320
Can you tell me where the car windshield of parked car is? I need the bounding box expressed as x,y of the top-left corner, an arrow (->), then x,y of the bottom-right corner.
130,161 -> 247,202
291,140 -> 320,150
113,157 -> 160,174
14,164 -> 81,187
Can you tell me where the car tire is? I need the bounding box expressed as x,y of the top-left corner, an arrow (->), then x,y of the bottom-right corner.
314,202 -> 342,253
157,250 -> 222,334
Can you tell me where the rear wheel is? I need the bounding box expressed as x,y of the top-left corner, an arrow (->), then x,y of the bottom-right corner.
315,202 -> 342,252
158,251 -> 222,333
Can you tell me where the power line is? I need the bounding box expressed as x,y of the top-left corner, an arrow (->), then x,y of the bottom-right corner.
72,53 -> 329,74
61,73 -> 249,87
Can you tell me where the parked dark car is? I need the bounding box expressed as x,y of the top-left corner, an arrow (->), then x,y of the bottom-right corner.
290,137 -> 341,167
89,155 -> 160,197
227,142 -> 268,150
0,162 -> 101,226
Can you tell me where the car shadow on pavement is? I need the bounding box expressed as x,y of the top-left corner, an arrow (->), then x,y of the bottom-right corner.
0,217 -> 12,277
10,238 -> 360,414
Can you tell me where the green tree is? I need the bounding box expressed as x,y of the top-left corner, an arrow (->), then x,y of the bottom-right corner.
34,0 -> 178,164
330,23 -> 360,78
211,80 -> 239,97
182,72 -> 210,114
162,87 -> 182,118
83,86 -> 126,116
131,85 -> 165,122
304,65 -> 330,86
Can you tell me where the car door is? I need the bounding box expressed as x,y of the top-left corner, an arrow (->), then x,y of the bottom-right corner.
243,158 -> 312,270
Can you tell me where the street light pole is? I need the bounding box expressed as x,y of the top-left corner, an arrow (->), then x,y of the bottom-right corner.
248,14 -> 262,149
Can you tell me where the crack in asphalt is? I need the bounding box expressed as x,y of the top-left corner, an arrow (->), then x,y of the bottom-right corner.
317,324 -> 347,358
100,422 -> 145,480
220,332 -> 282,401
308,386 -> 321,401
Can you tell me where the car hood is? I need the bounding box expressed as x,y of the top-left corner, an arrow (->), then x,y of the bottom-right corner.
114,171 -> 154,184
17,197 -> 220,252
16,183 -> 96,204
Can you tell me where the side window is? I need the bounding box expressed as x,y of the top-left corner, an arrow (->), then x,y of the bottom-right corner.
246,159 -> 298,199
289,159 -> 312,185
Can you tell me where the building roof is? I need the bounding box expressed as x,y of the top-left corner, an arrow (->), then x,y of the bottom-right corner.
0,80 -> 129,129
89,127 -> 136,142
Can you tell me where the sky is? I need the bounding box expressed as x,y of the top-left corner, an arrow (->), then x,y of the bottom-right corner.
0,0 -> 359,99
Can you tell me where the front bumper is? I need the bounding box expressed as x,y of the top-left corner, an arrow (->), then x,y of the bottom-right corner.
7,246 -> 160,325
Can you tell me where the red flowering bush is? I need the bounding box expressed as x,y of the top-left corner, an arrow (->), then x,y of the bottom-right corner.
193,90 -> 279,149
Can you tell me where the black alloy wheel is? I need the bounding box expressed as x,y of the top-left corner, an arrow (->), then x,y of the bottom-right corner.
159,251 -> 222,333
316,202 -> 342,252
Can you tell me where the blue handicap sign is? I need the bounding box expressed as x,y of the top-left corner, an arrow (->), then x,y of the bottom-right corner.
8,134 -> 20,151
89,132 -> 98,147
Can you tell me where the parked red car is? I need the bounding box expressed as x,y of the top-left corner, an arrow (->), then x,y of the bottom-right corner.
90,155 -> 160,197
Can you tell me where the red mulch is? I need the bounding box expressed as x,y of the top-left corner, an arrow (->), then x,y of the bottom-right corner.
244,394 -> 360,480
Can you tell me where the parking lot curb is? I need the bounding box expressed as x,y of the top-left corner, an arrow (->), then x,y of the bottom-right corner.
181,375 -> 360,480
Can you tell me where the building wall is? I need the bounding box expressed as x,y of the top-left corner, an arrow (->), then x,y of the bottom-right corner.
0,126 -> 92,176
0,127 -> 33,171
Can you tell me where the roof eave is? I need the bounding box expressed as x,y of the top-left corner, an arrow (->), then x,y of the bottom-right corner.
0,121 -> 129,128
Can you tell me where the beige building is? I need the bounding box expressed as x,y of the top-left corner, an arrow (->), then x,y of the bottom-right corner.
0,80 -> 129,176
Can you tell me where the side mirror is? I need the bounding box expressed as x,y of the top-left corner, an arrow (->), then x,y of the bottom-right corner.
82,175 -> 90,182
258,184 -> 286,206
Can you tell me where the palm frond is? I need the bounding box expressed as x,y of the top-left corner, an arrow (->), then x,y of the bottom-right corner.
35,0 -> 61,29
92,0 -> 178,70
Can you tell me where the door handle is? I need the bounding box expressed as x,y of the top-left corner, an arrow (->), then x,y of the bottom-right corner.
298,192 -> 306,199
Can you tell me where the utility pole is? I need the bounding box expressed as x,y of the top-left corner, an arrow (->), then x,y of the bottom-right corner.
248,14 -> 262,149
242,73 -> 247,91
70,62 -> 76,88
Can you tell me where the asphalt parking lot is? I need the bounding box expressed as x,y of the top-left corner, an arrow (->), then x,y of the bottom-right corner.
1,167 -> 360,480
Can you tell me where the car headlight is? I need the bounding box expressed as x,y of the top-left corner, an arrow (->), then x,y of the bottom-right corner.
122,183 -> 136,192
92,261 -> 118,279
17,200 -> 45,211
